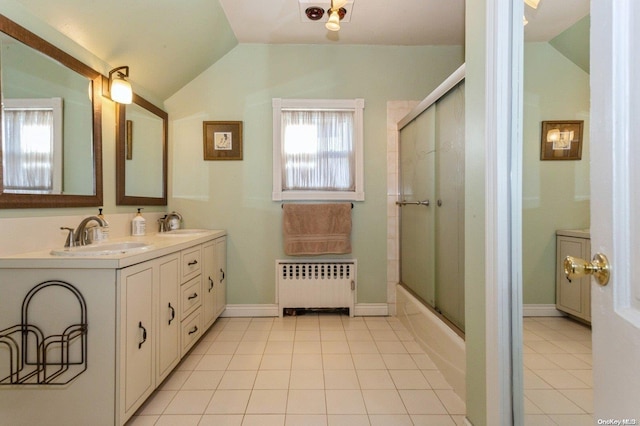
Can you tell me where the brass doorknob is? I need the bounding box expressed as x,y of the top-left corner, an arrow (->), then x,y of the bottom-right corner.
563,253 -> 610,286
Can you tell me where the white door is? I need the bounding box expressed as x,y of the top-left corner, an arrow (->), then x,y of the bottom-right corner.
589,0 -> 640,418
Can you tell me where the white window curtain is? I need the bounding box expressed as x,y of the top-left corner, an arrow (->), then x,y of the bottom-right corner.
2,108 -> 55,193
282,110 -> 355,191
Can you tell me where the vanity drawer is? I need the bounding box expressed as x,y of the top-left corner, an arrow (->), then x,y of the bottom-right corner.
181,276 -> 201,319
181,246 -> 201,280
181,311 -> 202,356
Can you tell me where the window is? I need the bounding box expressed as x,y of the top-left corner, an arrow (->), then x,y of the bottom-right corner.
2,98 -> 63,194
272,98 -> 364,201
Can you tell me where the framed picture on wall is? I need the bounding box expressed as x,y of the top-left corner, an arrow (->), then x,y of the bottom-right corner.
540,120 -> 584,161
203,121 -> 243,160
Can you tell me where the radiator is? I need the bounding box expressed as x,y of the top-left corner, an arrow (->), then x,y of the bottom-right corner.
276,260 -> 356,317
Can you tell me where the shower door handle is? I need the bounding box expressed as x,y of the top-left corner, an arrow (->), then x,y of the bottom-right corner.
396,199 -> 430,207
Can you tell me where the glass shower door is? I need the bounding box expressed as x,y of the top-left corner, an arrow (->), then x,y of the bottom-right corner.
399,82 -> 465,332
434,83 -> 465,330
399,107 -> 436,307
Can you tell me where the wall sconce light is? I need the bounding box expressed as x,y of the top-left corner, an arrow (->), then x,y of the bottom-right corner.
103,66 -> 133,104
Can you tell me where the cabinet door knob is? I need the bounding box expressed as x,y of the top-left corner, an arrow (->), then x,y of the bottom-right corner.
188,260 -> 198,266
208,276 -> 214,292
188,293 -> 198,300
188,326 -> 199,335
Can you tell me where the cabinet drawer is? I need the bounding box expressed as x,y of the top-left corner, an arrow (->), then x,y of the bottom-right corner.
181,246 -> 202,280
181,311 -> 202,355
181,276 -> 201,318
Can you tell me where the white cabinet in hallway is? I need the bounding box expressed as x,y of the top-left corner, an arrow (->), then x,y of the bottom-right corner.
556,229 -> 591,323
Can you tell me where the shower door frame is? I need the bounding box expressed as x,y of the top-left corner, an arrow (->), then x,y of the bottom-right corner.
397,65 -> 466,333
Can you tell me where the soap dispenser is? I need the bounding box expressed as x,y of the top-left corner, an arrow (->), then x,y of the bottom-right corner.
131,208 -> 146,236
96,208 -> 110,241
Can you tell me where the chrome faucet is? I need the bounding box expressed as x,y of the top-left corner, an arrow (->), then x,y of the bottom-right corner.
61,215 -> 108,247
163,211 -> 183,231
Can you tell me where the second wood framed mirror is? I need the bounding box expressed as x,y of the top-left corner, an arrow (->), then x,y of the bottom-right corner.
115,94 -> 168,205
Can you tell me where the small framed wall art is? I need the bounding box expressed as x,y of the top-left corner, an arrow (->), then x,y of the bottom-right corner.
540,120 -> 584,161
203,121 -> 243,160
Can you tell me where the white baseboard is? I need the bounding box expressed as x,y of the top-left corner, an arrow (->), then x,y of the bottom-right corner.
220,303 -> 389,317
220,304 -> 279,317
354,303 -> 389,316
523,304 -> 565,317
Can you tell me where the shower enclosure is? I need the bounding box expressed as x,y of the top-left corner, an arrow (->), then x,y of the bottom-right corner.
398,78 -> 465,332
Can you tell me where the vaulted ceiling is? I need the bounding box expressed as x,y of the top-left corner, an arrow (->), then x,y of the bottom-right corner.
5,0 -> 589,101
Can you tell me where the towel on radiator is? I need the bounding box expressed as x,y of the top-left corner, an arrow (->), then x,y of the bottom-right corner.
282,203 -> 352,255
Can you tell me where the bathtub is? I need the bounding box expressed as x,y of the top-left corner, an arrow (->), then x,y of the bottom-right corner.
395,284 -> 466,400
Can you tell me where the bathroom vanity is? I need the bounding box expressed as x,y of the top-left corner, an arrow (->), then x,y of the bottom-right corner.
0,230 -> 226,425
555,229 -> 591,323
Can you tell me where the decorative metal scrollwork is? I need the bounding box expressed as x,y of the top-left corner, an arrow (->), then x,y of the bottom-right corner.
0,280 -> 88,385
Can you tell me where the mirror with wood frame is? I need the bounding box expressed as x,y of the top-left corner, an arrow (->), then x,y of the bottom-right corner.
115,94 -> 167,205
0,14 -> 103,208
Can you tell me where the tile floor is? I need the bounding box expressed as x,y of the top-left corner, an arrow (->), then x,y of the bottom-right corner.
126,313 -> 466,426
523,316 -> 593,425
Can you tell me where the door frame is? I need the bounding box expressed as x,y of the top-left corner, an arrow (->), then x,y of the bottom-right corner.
481,0 -> 524,423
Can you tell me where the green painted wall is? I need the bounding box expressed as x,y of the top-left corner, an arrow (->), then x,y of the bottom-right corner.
464,0 -> 487,422
165,43 -> 464,306
550,15 -> 590,74
522,42 -> 590,305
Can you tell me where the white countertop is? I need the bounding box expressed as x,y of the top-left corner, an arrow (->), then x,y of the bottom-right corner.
0,229 -> 226,269
556,228 -> 590,239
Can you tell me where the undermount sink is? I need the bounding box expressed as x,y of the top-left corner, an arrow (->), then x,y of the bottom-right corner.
158,229 -> 209,236
51,241 -> 152,257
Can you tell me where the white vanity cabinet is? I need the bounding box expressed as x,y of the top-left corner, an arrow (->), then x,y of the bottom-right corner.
118,260 -> 156,420
180,245 -> 203,355
203,236 -> 227,329
556,229 -> 591,323
157,254 -> 181,383
118,252 -> 182,421
215,237 -> 227,318
0,230 -> 226,426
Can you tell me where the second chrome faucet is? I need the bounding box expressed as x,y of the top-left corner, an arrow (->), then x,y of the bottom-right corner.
162,211 -> 183,232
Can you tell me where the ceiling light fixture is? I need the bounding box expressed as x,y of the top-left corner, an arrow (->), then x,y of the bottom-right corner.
305,6 -> 325,20
523,0 -> 539,26
104,66 -> 133,104
325,0 -> 348,32
524,0 -> 540,9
